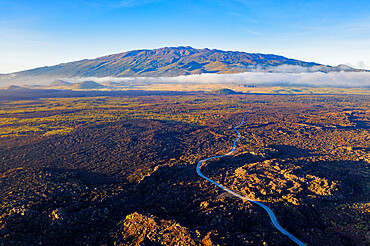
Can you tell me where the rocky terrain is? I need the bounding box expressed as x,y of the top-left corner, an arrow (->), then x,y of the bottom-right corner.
0,93 -> 369,245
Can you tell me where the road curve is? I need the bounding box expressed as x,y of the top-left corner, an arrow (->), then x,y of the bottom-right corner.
196,111 -> 306,246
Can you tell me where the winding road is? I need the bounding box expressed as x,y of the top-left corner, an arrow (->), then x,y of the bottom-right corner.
196,111 -> 306,246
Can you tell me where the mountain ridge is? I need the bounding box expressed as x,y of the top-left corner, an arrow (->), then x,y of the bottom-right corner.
0,46 -> 363,86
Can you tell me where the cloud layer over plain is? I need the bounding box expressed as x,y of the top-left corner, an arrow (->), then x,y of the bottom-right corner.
66,71 -> 370,88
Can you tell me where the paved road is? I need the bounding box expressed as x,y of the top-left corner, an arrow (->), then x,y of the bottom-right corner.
196,111 -> 306,246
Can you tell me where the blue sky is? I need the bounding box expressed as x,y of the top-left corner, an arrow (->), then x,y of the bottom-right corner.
1,0 -> 370,73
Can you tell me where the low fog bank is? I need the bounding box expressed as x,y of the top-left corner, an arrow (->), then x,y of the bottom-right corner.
65,71 -> 370,88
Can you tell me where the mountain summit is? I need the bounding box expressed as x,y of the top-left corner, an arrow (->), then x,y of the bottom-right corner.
0,46 -> 358,86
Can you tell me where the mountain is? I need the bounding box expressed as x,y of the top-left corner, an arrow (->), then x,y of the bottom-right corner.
48,80 -> 73,87
69,81 -> 106,90
210,88 -> 242,95
0,46 -> 361,86
2,85 -> 31,90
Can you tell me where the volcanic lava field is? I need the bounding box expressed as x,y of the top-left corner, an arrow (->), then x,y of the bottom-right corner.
0,92 -> 369,245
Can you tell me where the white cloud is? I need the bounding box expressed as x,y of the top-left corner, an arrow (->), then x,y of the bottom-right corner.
356,61 -> 367,68
64,70 -> 370,88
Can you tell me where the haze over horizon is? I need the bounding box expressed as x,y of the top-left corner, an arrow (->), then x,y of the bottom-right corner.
1,0 -> 370,73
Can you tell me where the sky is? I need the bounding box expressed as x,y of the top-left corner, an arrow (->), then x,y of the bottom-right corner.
1,0 -> 370,73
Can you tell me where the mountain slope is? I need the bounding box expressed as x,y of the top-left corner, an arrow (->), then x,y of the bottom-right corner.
0,46 -> 358,86
48,80 -> 73,87
210,88 -> 242,94
69,81 -> 106,90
